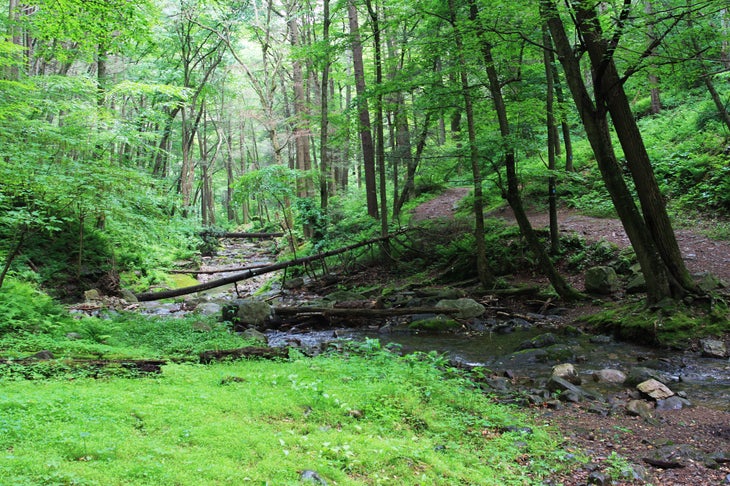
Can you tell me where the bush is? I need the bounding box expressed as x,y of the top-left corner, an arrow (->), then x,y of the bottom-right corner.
0,278 -> 71,334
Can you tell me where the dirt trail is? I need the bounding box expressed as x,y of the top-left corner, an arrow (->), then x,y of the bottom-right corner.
413,188 -> 730,283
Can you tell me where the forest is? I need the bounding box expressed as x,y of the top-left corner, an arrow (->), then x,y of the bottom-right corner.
1,0 -> 730,484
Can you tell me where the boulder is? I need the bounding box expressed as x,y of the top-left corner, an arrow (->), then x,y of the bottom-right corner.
121,289 -> 138,302
518,332 -> 558,350
234,299 -> 273,328
435,298 -> 485,319
626,399 -> 654,420
552,363 -> 581,385
637,378 -> 675,400
84,289 -> 102,301
196,302 -> 222,316
593,369 -> 627,384
700,338 -> 727,359
584,266 -> 620,294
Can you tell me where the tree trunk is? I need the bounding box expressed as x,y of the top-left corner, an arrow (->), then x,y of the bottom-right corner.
319,0 -> 331,209
447,0 -> 493,289
543,24 -> 560,254
348,0 -> 379,218
543,0 -> 677,304
573,1 -> 695,296
288,15 -> 313,199
365,0 -> 389,248
474,2 -> 578,300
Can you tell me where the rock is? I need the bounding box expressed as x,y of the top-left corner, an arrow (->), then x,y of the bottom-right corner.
626,274 -> 647,294
541,344 -> 578,363
84,289 -> 102,301
435,298 -> 485,319
637,378 -> 675,400
282,277 -> 305,289
700,338 -> 727,359
299,469 -> 327,485
28,350 -> 54,360
120,289 -> 138,302
518,332 -> 558,350
196,302 -> 222,316
546,376 -> 601,402
409,315 -> 461,332
625,366 -> 677,386
626,399 -> 654,420
589,335 -> 613,344
552,363 -> 581,385
65,332 -> 83,341
584,266 -> 620,294
241,328 -> 267,344
655,396 -> 692,411
234,299 -> 273,328
697,272 -> 724,292
587,471 -> 611,486
645,444 -> 717,469
592,369 -> 627,384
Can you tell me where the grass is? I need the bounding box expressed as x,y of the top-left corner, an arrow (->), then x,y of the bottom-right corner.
0,311 -> 576,485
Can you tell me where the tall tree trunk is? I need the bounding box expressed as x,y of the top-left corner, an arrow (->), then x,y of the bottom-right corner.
543,0 -> 677,304
473,2 -> 578,299
447,0 -> 493,288
288,15 -> 312,199
542,24 -> 560,254
573,1 -> 696,296
348,0 -> 378,218
319,0 -> 331,209
365,0 -> 388,243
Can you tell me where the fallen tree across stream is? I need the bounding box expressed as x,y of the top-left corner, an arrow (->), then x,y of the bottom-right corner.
200,231 -> 284,239
135,230 -> 410,301
272,306 -> 459,318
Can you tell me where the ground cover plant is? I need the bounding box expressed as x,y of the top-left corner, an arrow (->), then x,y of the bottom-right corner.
0,333 -> 575,485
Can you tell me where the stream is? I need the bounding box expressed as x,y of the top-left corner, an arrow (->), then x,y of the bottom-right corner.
144,238 -> 730,412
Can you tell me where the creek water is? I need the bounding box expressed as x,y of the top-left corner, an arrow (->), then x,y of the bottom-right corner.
266,326 -> 730,411
170,238 -> 730,411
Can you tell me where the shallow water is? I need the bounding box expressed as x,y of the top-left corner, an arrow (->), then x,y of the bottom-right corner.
267,328 -> 730,411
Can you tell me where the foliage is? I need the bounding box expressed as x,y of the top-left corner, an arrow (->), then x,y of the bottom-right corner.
0,278 -> 71,334
0,332 -> 574,484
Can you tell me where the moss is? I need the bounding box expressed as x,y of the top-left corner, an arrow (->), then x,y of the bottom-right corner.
580,300 -> 730,348
409,316 -> 461,332
168,273 -> 199,289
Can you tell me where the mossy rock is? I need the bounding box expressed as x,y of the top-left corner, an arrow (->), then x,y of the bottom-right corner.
409,315 -> 461,332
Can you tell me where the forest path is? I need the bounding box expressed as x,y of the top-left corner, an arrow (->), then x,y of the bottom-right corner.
412,187 -> 730,283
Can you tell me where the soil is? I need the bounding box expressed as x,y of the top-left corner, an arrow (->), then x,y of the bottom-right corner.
412,188 -> 730,485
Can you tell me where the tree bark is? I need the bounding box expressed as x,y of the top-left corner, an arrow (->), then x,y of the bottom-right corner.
135,230 -> 411,301
543,0 -> 677,304
447,0 -> 493,289
573,1 -> 696,296
348,0 -> 379,218
473,2 -> 579,300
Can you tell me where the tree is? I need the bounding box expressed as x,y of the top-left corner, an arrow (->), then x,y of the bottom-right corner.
446,0 -> 494,288
542,0 -> 692,304
348,0 -> 378,219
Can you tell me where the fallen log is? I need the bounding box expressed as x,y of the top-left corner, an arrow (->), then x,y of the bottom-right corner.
1,358 -> 167,374
272,306 -> 460,318
170,263 -> 270,275
200,231 -> 284,239
135,229 -> 411,301
199,346 -> 289,363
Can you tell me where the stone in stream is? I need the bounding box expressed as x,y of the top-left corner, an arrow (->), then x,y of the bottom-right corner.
434,298 -> 485,319
636,378 -> 675,400
700,338 -> 728,359
546,376 -> 602,403
517,332 -> 558,350
551,363 -> 581,385
592,369 -> 627,384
